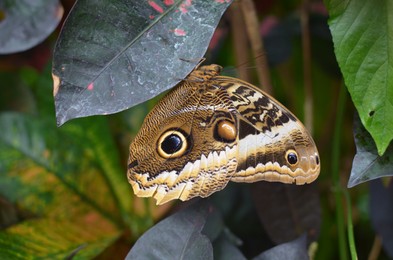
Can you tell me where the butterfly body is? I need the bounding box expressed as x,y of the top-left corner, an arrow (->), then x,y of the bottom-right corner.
128,65 -> 320,205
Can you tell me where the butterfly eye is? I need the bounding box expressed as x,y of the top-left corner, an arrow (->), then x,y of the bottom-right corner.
285,149 -> 299,166
214,120 -> 236,143
157,130 -> 188,159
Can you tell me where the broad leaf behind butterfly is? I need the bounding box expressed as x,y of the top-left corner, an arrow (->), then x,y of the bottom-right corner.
52,0 -> 232,126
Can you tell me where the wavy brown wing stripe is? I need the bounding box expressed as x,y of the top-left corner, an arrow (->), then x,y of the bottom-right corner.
128,64 -> 320,205
214,76 -> 320,185
128,68 -> 240,205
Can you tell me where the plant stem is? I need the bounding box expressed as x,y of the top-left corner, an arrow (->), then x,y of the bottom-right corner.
240,0 -> 272,94
344,190 -> 358,259
368,235 -> 382,260
300,0 -> 313,133
230,3 -> 251,82
332,83 -> 349,260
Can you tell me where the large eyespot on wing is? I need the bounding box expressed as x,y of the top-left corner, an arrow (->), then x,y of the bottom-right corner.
285,149 -> 299,166
128,79 -> 240,205
214,119 -> 237,143
152,106 -> 240,205
157,129 -> 190,159
128,125 -> 197,204
127,79 -> 202,203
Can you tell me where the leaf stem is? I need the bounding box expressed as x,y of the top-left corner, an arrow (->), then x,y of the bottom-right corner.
240,0 -> 272,94
300,0 -> 313,133
368,235 -> 382,260
331,83 -> 349,260
230,3 -> 251,82
344,189 -> 358,259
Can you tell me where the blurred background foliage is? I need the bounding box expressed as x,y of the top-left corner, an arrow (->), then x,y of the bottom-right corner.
0,0 -> 391,259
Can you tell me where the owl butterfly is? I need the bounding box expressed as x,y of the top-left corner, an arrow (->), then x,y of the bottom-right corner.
128,64 -> 320,205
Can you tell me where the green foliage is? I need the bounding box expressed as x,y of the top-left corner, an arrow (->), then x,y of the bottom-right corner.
0,67 -> 153,258
349,115 -> 393,187
126,200 -> 310,259
327,0 -> 393,155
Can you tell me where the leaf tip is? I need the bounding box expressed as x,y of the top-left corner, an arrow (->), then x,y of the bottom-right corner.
55,108 -> 67,127
377,142 -> 389,157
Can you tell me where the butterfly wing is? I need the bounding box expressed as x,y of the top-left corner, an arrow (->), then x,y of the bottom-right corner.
215,76 -> 320,185
128,79 -> 239,205
128,65 -> 320,205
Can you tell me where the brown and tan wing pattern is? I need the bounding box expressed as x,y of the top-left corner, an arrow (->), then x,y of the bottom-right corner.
215,76 -> 320,185
128,65 -> 240,205
128,64 -> 320,205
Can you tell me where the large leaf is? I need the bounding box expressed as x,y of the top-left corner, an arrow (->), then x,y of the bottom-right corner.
327,0 -> 393,155
253,234 -> 308,260
213,233 -> 246,260
127,198 -> 248,259
126,201 -> 219,260
0,112 -> 131,258
251,182 -> 320,245
0,218 -> 119,259
52,0 -> 232,126
0,0 -> 63,54
348,115 -> 393,187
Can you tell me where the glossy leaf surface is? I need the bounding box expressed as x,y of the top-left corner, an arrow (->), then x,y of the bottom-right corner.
253,234 -> 308,260
52,0 -> 232,125
126,201 -> 218,260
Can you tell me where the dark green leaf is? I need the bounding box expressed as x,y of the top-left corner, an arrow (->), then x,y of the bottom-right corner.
0,0 -> 63,54
52,0 -> 233,125
253,234 -> 308,260
327,0 -> 393,155
213,232 -> 246,260
126,201 -> 219,260
348,115 -> 393,187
